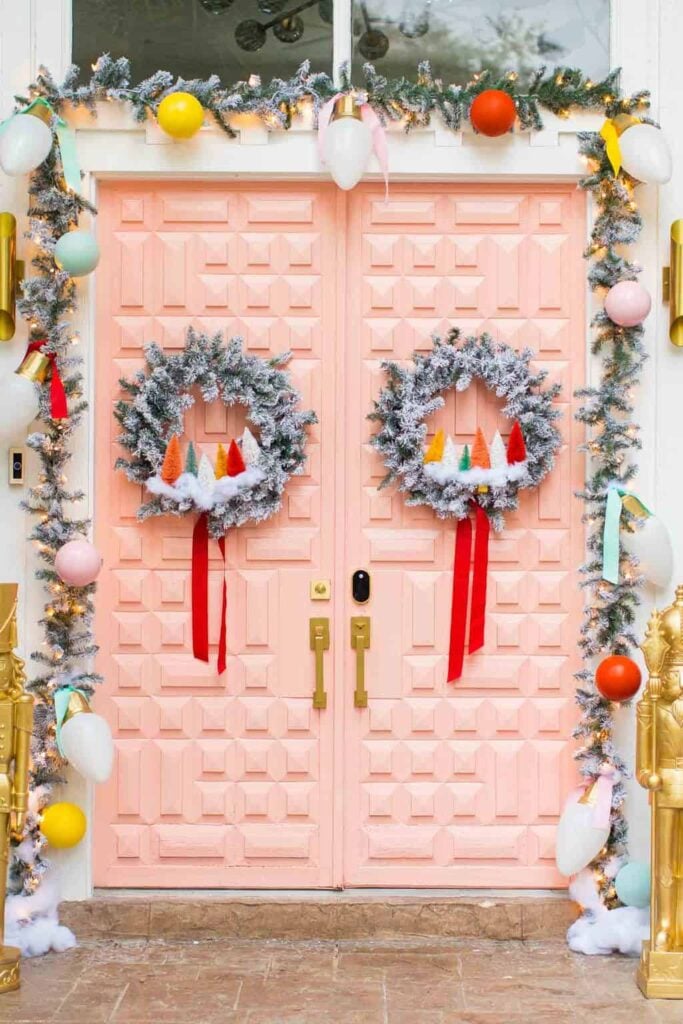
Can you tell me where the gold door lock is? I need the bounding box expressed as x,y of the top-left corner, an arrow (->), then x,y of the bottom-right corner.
309,617 -> 329,709
350,616 -> 370,708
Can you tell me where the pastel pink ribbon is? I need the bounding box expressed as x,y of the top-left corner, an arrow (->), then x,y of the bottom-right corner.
318,93 -> 389,199
592,764 -> 619,831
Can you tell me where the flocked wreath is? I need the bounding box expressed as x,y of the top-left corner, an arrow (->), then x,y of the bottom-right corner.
370,329 -> 563,532
115,328 -> 316,538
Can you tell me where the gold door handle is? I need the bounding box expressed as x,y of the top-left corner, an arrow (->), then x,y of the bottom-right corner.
309,617 -> 329,709
350,616 -> 370,708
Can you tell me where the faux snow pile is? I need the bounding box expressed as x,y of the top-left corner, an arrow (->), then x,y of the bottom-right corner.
567,869 -> 648,957
146,466 -> 265,511
424,460 -> 528,487
4,871 -> 76,958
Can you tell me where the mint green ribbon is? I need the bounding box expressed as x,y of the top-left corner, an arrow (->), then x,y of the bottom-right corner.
602,484 -> 652,584
54,685 -> 89,757
17,98 -> 81,194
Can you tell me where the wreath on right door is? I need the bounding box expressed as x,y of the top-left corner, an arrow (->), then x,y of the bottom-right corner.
369,328 -> 562,681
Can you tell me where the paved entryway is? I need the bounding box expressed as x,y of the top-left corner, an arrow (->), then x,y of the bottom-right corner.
1,937 -> 677,1023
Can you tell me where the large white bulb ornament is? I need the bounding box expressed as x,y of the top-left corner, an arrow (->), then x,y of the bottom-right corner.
60,693 -> 114,784
323,96 -> 372,191
0,111 -> 53,176
0,366 -> 41,439
619,123 -> 672,185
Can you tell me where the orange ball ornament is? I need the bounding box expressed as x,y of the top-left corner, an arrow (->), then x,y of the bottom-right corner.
595,655 -> 642,701
470,90 -> 517,137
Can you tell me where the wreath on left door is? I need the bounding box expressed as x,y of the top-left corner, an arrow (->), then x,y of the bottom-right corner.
115,328 -> 317,674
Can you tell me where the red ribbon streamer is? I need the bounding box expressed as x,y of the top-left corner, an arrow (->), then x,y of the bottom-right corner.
191,513 -> 227,675
217,535 -> 227,676
192,513 -> 210,663
447,513 -> 473,683
26,340 -> 68,419
469,505 -> 490,655
447,503 -> 491,682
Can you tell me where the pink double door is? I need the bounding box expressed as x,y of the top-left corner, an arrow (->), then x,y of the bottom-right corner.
94,181 -> 585,888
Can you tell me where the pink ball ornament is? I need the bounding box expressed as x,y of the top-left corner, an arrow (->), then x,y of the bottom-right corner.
54,538 -> 102,587
604,280 -> 652,327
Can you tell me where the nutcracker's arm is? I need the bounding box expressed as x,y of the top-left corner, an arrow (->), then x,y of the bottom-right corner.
11,692 -> 33,833
636,695 -> 654,788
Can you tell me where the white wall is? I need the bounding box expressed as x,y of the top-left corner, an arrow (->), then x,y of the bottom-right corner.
0,0 -> 678,897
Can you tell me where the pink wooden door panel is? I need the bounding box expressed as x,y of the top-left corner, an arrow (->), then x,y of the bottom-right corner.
95,181 -> 585,890
94,183 -> 338,887
342,185 -> 585,887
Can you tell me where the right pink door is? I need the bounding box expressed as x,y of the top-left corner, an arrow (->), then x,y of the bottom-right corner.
342,185 -> 585,887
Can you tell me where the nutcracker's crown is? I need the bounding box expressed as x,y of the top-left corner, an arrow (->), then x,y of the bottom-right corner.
658,585 -> 683,664
0,583 -> 18,653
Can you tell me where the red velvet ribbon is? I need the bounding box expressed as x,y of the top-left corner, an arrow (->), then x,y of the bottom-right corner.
26,340 -> 68,420
447,503 -> 491,682
447,514 -> 473,683
469,505 -> 490,655
191,514 -> 227,675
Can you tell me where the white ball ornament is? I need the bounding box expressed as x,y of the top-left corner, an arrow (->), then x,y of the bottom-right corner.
323,111 -> 372,191
0,371 -> 39,438
623,514 -> 673,589
61,707 -> 114,784
0,112 -> 52,176
555,786 -> 611,877
619,123 -> 672,185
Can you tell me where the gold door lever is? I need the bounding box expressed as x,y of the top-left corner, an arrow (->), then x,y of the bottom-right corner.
309,617 -> 329,709
350,616 -> 370,708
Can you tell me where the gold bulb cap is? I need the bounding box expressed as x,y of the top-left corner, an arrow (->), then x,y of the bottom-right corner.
331,94 -> 362,122
62,689 -> 91,724
16,350 -> 49,383
26,103 -> 52,126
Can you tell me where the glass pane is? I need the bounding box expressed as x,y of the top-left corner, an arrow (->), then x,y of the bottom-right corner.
352,1 -> 610,84
72,0 -> 334,83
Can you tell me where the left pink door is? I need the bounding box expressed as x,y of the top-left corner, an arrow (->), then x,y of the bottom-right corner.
93,183 -> 338,887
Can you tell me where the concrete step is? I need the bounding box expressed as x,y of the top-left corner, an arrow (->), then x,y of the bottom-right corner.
61,890 -> 578,941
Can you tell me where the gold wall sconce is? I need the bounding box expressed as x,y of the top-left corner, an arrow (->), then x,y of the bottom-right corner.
663,219 -> 683,347
0,213 -> 24,342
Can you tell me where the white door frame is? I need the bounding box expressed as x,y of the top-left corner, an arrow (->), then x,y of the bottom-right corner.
0,0 -> 664,898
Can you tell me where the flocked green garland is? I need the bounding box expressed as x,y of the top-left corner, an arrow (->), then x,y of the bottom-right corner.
12,55 -> 649,909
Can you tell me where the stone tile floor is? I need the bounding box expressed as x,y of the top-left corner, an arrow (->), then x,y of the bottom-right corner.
0,936 -> 679,1024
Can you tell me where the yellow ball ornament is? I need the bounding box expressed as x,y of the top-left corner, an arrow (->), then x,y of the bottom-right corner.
157,92 -> 205,139
40,802 -> 87,849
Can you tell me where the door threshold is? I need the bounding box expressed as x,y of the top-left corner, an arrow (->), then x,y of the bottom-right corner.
63,889 -> 578,942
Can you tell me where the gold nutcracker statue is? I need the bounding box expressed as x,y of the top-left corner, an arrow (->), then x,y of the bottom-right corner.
637,586 -> 683,998
0,584 -> 33,994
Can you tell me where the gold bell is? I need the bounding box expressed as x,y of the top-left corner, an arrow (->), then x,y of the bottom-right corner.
0,214 -> 24,343
15,350 -> 49,383
331,94 -> 362,122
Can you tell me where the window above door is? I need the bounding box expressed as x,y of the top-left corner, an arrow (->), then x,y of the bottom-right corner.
71,0 -> 335,81
351,0 -> 611,83
72,0 -> 610,83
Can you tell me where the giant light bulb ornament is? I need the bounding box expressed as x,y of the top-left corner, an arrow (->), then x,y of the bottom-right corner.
321,95 -> 372,191
318,94 -> 389,195
0,107 -> 52,176
0,352 -> 44,439
55,689 -> 114,785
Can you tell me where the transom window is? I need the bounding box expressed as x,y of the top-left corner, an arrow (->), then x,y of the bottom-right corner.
72,0 -> 610,83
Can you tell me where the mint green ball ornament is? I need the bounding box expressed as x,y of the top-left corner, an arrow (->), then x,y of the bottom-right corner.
615,862 -> 650,908
54,230 -> 100,277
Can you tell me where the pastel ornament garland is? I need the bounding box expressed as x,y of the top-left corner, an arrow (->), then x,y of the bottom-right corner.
370,329 -> 562,681
5,54 -> 660,921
